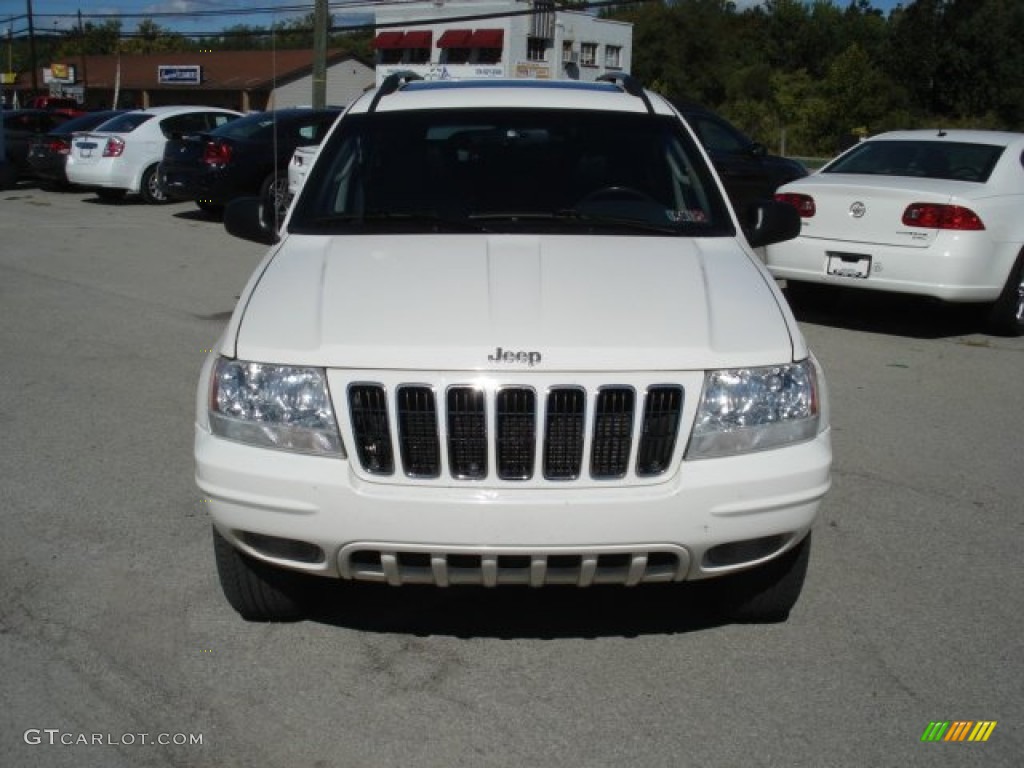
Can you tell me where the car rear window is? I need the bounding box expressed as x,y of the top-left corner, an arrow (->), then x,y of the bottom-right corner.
95,113 -> 155,133
825,140 -> 1004,183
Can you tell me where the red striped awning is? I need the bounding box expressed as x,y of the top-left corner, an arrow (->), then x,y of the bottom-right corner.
468,29 -> 504,48
372,31 -> 406,49
400,30 -> 433,49
437,29 -> 473,48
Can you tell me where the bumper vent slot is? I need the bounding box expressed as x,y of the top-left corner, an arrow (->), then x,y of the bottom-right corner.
343,548 -> 687,586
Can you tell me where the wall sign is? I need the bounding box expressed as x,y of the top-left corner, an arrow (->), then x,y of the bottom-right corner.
158,65 -> 202,85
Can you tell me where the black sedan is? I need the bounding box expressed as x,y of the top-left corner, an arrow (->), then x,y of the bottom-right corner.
159,107 -> 341,217
26,109 -> 129,187
676,103 -> 808,222
1,109 -> 74,185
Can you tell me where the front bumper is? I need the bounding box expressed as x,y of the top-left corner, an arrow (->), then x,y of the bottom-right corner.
195,425 -> 832,584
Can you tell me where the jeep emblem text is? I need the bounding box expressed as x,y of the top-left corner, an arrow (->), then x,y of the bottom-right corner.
488,346 -> 542,366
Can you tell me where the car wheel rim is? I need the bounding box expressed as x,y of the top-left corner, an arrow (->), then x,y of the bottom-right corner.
149,174 -> 165,201
1015,273 -> 1024,324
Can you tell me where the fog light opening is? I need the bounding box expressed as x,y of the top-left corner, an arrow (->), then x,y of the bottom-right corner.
704,535 -> 787,568
242,532 -> 325,564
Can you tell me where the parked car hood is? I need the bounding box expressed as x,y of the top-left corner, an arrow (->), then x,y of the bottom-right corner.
229,234 -> 798,371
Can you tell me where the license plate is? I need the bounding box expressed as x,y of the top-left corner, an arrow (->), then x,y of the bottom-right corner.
827,252 -> 871,279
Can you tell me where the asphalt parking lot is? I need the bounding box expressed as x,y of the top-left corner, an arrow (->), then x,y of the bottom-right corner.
1,183 -> 1021,768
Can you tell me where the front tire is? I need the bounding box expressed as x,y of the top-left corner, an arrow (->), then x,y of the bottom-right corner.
212,526 -> 309,621
987,252 -> 1024,336
705,533 -> 812,623
139,164 -> 169,204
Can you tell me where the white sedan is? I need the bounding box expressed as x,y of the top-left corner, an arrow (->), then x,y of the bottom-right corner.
66,105 -> 241,203
765,129 -> 1024,335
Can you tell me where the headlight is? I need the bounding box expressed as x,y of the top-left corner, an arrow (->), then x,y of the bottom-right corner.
686,359 -> 820,459
209,358 -> 344,457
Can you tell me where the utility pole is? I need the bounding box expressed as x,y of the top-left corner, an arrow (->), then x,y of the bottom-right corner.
312,0 -> 328,108
27,0 -> 38,93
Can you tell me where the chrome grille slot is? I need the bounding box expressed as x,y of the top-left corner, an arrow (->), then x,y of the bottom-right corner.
396,386 -> 440,478
348,384 -> 394,475
591,387 -> 635,479
496,387 -> 536,480
447,387 -> 487,479
637,386 -> 684,476
543,387 -> 586,480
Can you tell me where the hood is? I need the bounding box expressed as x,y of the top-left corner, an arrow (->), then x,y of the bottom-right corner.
232,234 -> 795,371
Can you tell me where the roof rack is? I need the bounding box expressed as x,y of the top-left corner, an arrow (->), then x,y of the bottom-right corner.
597,73 -> 655,115
368,71 -> 425,113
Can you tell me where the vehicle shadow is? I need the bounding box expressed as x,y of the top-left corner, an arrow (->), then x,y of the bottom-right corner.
301,581 -> 740,638
172,206 -> 224,223
785,284 -> 991,339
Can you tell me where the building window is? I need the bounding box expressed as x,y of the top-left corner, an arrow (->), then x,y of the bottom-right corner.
604,45 -> 622,69
443,48 -> 471,64
580,43 -> 597,67
380,49 -> 403,65
527,37 -> 547,62
562,41 -> 574,62
477,47 -> 502,64
407,47 -> 430,64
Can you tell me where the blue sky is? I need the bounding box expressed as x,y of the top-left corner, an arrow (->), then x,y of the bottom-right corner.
1,1 -> 909,38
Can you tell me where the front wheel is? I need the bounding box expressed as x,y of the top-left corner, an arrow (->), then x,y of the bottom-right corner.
987,252 -> 1024,336
212,526 -> 310,621
704,533 -> 812,623
139,164 -> 169,204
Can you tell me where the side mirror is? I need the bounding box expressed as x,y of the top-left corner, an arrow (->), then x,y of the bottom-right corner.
224,196 -> 280,245
743,200 -> 801,249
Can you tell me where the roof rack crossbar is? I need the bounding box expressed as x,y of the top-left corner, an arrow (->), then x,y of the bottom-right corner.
368,71 -> 425,113
597,73 -> 655,115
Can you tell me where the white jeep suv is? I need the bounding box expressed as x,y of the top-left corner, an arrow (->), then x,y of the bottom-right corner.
197,74 -> 832,622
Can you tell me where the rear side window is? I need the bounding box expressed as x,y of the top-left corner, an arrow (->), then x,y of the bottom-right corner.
96,113 -> 155,133
826,140 -> 1004,183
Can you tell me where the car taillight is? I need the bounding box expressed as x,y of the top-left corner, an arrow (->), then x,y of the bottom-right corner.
203,141 -> 232,166
775,192 -> 816,217
902,203 -> 985,230
103,137 -> 125,157
47,138 -> 71,155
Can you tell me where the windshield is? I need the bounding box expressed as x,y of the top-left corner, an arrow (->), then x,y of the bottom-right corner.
825,140 -> 1004,183
290,108 -> 733,236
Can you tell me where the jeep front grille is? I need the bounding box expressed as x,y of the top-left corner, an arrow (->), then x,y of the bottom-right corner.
347,382 -> 684,483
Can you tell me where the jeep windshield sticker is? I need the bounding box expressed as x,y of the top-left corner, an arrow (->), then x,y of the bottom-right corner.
670,209 -> 708,223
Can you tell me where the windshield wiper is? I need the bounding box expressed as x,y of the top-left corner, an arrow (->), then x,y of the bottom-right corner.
304,211 -> 491,233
